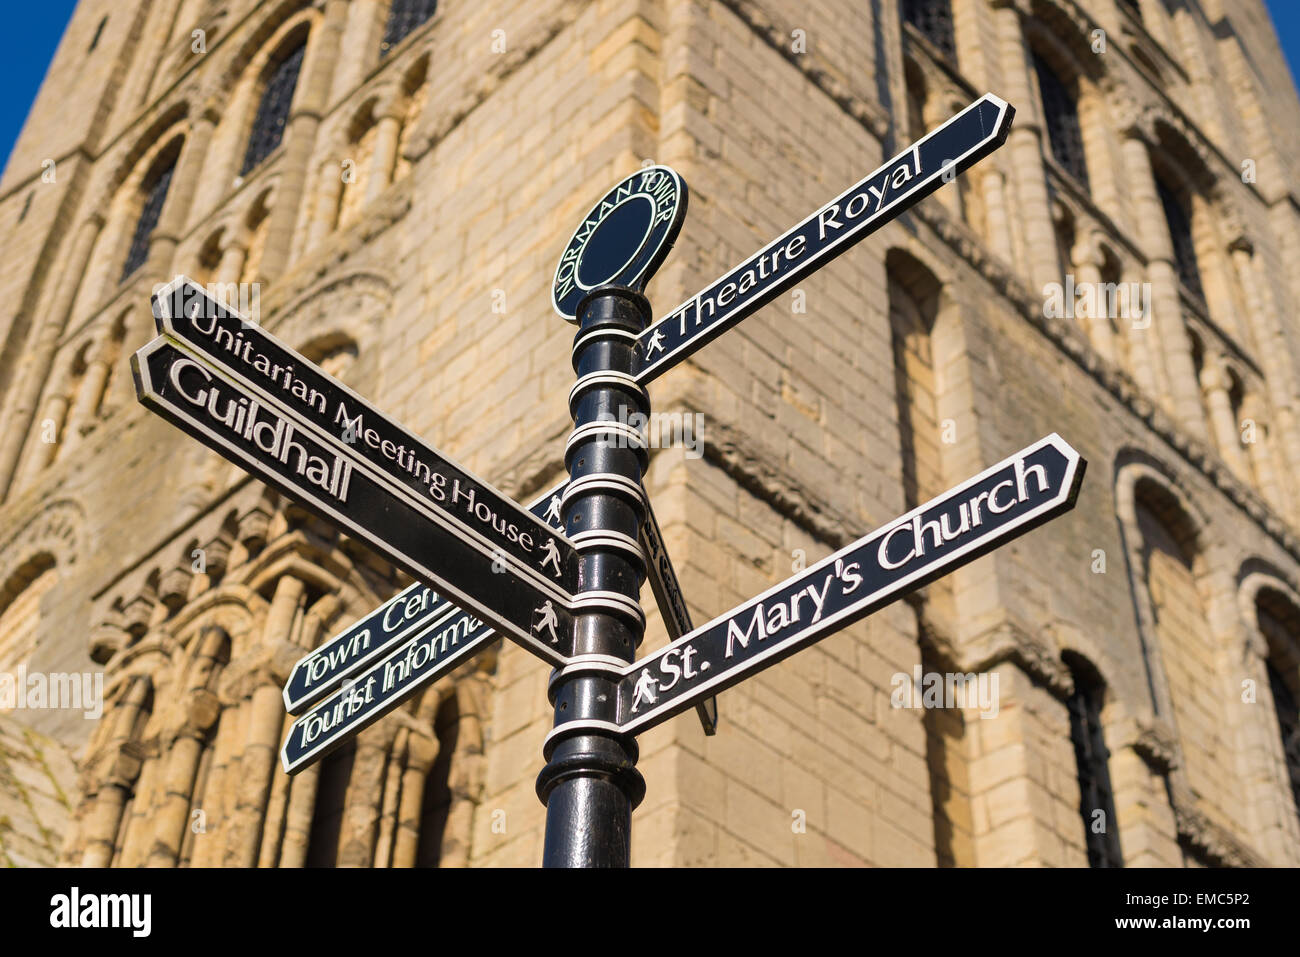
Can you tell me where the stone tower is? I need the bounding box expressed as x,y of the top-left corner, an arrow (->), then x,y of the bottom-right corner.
1,0 -> 1299,867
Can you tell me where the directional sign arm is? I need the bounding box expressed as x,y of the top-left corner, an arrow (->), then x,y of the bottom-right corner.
283,482 -> 568,714
133,337 -> 575,668
281,604 -> 499,774
281,481 -> 569,771
151,278 -> 579,593
615,434 -> 1083,735
634,94 -> 1014,384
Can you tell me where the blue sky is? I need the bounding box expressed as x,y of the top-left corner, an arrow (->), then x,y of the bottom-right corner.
0,0 -> 77,181
1,1 -> 1299,180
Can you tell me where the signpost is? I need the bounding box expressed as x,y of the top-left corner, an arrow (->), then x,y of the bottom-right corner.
281,483 -> 716,773
282,472 -> 715,732
131,92 -> 1087,868
282,483 -> 567,715
613,435 -> 1083,733
153,279 -> 579,595
634,93 -> 1013,383
282,591 -> 500,774
133,336 -> 578,667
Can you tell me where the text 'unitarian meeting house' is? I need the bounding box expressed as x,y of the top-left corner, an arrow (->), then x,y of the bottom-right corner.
1,0 -> 1299,867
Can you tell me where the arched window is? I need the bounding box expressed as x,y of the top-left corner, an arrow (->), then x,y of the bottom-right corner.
241,40 -> 307,175
1256,592 -> 1300,827
1100,247 -> 1129,367
305,741 -> 354,866
336,115 -> 380,231
904,59 -> 927,143
0,556 -> 58,678
888,255 -> 943,513
240,193 -> 272,283
415,693 -> 459,866
1131,483 -> 1234,861
1156,176 -> 1205,302
901,0 -> 956,62
1032,52 -> 1089,190
120,159 -> 176,281
380,0 -> 438,57
1266,659 -> 1300,821
1064,655 -> 1123,867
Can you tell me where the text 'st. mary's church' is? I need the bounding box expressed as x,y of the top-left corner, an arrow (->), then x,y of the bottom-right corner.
2,0 -> 1300,868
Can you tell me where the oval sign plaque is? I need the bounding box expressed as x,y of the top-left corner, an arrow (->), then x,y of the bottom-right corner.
552,165 -> 688,321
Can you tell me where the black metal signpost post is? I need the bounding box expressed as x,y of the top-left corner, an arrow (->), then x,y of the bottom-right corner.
537,165 -> 689,866
131,94 -> 1090,868
536,285 -> 651,866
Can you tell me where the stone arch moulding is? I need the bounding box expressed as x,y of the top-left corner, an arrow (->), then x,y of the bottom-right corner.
212,2 -> 319,194
266,268 -> 395,377
1025,0 -> 1106,86
1112,449 -> 1211,728
885,239 -> 957,311
345,93 -> 388,143
0,499 -> 87,606
98,101 -> 191,209
216,0 -> 319,97
1237,562 -> 1300,663
1114,449 -> 1213,546
163,586 -> 265,659
1232,563 -> 1300,861
1050,621 -> 1124,706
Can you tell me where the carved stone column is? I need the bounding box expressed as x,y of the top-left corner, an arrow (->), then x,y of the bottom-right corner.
257,0 -> 347,283
80,677 -> 151,867
392,727 -> 439,867
17,385 -> 72,484
1199,356 -> 1249,479
980,168 -> 1015,265
365,97 -> 403,206
277,762 -> 320,867
215,230 -> 249,284
148,108 -> 218,275
1231,239 -> 1300,520
307,157 -> 345,251
1070,234 -> 1117,364
65,334 -> 115,440
1239,392 -> 1285,512
1120,132 -> 1207,439
0,213 -> 102,496
372,728 -> 409,867
991,0 -> 1061,295
146,688 -> 221,867
226,574 -> 305,866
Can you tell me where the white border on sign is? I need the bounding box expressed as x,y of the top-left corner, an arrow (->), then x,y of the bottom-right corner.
635,94 -> 1012,384
152,277 -> 571,560
616,432 -> 1081,734
134,337 -> 574,670
283,480 -> 569,713
550,164 -> 685,318
149,307 -> 576,605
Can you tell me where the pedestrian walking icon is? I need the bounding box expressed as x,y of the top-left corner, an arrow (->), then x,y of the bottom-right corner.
533,600 -> 560,644
544,495 -> 562,526
631,670 -> 658,712
643,328 -> 665,356
540,538 -> 563,577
